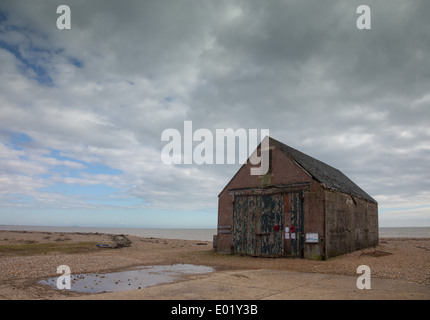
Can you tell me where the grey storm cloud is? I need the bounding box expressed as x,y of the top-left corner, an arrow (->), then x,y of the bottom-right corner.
0,0 -> 429,226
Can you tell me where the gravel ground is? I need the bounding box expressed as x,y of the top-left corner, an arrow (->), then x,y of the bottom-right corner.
0,230 -> 428,299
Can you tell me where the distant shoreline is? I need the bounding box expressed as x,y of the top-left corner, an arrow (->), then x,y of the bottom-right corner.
1,225 -> 430,240
0,225 -> 217,241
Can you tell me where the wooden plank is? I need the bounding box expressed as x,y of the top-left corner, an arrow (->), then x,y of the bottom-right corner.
290,192 -> 304,257
259,194 -> 283,256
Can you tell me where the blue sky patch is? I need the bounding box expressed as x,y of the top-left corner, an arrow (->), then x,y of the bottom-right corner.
46,149 -> 123,176
85,197 -> 144,207
82,162 -> 123,176
41,183 -> 119,197
68,56 -> 84,68
2,130 -> 32,150
0,39 -> 53,86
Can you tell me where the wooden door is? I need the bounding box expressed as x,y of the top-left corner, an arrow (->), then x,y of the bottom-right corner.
290,192 -> 304,257
233,194 -> 284,256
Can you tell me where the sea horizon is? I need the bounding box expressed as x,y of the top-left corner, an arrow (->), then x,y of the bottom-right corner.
1,224 -> 430,241
0,224 -> 218,241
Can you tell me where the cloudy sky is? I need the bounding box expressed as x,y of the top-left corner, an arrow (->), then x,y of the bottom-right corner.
0,0 -> 429,229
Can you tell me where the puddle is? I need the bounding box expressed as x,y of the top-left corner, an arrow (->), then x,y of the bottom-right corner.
39,264 -> 216,293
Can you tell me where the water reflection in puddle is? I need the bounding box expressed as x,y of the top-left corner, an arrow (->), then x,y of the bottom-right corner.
39,264 -> 215,293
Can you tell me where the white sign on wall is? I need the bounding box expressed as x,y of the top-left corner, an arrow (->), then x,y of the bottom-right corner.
306,233 -> 319,243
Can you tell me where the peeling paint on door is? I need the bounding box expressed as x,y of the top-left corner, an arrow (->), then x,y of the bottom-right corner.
259,194 -> 283,256
233,195 -> 258,255
233,194 -> 284,256
290,192 -> 304,257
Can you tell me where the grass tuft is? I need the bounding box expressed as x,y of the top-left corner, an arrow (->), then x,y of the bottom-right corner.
0,242 -> 99,256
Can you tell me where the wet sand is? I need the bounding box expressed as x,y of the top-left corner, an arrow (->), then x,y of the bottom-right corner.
0,230 -> 429,299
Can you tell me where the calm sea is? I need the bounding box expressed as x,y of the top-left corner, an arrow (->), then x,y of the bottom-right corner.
0,225 -> 429,241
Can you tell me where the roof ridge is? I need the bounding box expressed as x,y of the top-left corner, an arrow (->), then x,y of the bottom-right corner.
270,137 -> 339,172
269,137 -> 377,204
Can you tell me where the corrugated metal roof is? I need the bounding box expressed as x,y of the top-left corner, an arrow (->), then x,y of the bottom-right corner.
270,137 -> 377,204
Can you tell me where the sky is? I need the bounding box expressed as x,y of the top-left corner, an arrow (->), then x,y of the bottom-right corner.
0,0 -> 429,229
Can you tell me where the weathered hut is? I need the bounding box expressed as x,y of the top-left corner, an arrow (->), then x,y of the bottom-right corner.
216,137 -> 378,260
